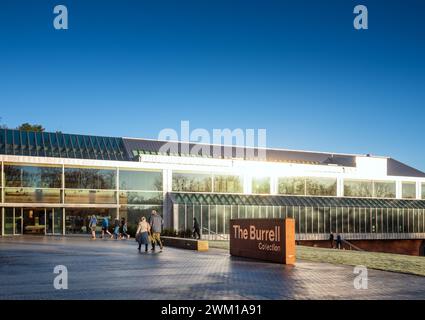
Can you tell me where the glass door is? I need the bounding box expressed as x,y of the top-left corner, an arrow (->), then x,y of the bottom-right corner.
53,208 -> 63,235
46,209 -> 53,234
4,208 -> 14,235
23,208 -> 46,235
15,208 -> 23,235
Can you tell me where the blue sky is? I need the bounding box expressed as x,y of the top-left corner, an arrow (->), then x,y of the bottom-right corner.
0,0 -> 424,170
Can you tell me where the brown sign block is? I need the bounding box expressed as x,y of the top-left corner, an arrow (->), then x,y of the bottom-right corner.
230,218 -> 296,265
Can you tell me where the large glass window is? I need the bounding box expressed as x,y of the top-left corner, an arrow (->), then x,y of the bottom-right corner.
278,177 -> 305,195
344,180 -> 373,197
402,182 -> 416,199
119,205 -> 162,235
119,191 -> 163,205
213,175 -> 243,193
64,190 -> 116,204
65,167 -> 116,189
306,177 -> 337,196
119,170 -> 162,191
5,188 -> 61,203
252,177 -> 270,194
65,208 -> 115,234
172,172 -> 212,192
374,181 -> 396,198
4,165 -> 62,188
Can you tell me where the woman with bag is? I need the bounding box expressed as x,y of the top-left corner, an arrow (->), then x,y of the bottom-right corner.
136,217 -> 151,252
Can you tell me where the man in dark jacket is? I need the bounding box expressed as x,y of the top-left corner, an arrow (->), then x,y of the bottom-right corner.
336,234 -> 342,249
329,233 -> 334,248
193,218 -> 201,240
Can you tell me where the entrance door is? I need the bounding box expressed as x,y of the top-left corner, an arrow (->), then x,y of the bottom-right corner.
45,208 -> 63,235
15,208 -> 23,235
23,208 -> 46,235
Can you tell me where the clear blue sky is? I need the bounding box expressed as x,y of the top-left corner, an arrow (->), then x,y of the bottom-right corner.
0,0 -> 424,170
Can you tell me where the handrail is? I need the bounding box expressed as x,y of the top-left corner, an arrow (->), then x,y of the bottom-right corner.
341,239 -> 364,251
202,227 -> 228,240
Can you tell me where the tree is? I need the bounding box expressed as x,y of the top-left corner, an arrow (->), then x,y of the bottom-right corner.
0,117 -> 7,129
17,123 -> 45,132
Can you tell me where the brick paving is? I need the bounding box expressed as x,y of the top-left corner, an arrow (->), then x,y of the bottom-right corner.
0,236 -> 424,300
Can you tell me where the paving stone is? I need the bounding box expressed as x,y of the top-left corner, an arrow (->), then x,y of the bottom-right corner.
0,236 -> 424,300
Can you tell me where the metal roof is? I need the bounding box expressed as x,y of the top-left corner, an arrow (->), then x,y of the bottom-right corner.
123,137 -> 357,166
1,129 -> 424,178
0,129 -> 129,161
169,192 -> 425,209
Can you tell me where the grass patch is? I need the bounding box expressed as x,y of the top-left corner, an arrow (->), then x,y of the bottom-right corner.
209,241 -> 425,277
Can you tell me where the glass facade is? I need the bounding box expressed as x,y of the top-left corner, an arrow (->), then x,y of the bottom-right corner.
172,172 -> 212,192
65,168 -> 116,189
0,154 -> 424,239
119,170 -> 162,191
0,129 -> 128,161
344,180 -> 373,197
402,182 -> 416,199
171,193 -> 425,239
278,177 -> 305,195
252,177 -> 270,194
119,205 -> 163,234
65,208 -> 114,234
4,165 -> 62,188
344,180 -> 397,199
277,177 -> 337,196
213,175 -> 243,193
374,181 -> 396,198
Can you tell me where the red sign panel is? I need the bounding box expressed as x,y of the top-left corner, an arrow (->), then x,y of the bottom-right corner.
230,218 -> 295,264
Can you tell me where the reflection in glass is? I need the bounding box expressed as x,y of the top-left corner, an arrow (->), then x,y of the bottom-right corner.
213,175 -> 243,193
65,189 -> 116,204
344,180 -> 373,197
119,170 -> 162,191
119,191 -> 163,205
374,181 -> 396,198
402,182 -> 416,199
252,177 -> 270,194
4,188 -> 61,203
306,177 -> 337,196
278,177 -> 305,195
172,172 -> 212,192
65,167 -> 116,189
4,165 -> 61,188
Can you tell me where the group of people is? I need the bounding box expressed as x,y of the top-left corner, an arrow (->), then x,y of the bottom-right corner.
329,233 -> 343,249
88,215 -> 130,240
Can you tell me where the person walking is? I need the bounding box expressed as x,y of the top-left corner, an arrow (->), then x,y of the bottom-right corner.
113,218 -> 120,239
193,217 -> 201,240
149,210 -> 163,252
136,217 -> 151,252
336,234 -> 342,249
100,216 -> 112,239
120,217 -> 130,239
329,233 -> 334,249
89,214 -> 97,240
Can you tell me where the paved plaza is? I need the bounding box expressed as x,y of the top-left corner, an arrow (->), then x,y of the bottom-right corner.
0,236 -> 424,300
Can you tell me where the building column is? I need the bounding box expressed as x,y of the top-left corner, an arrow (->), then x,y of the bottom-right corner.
337,177 -> 344,197
244,174 -> 252,194
396,180 -> 402,199
270,176 -> 278,195
163,169 -> 173,229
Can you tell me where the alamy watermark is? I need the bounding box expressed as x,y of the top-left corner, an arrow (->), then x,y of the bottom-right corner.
53,265 -> 68,290
53,5 -> 68,30
353,265 -> 368,289
157,121 -> 267,161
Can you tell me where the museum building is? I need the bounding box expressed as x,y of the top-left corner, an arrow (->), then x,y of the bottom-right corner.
1,128 -> 424,255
